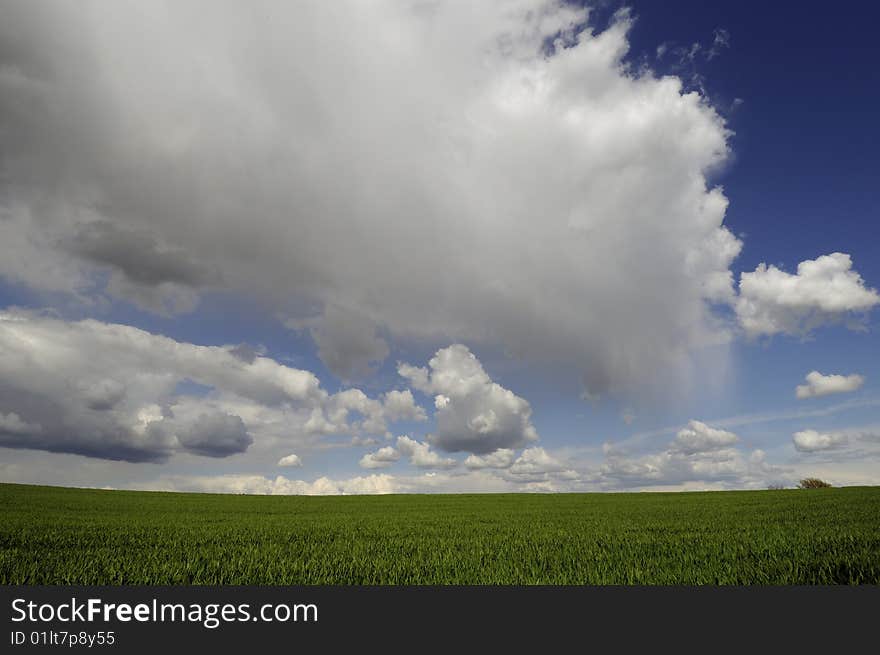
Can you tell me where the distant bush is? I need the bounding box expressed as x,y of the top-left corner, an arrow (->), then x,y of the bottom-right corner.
798,478 -> 832,489
767,484 -> 786,490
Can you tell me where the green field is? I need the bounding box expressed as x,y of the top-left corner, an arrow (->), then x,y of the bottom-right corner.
1,483 -> 879,584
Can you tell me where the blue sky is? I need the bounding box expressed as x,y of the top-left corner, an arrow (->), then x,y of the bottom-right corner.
0,1 -> 878,493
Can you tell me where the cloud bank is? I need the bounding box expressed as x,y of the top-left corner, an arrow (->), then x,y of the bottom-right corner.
600,421 -> 781,488
0,310 -> 408,461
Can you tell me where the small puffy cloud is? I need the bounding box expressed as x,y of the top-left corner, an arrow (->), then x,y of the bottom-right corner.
359,446 -> 401,470
464,448 -> 516,470
399,344 -> 539,454
277,453 -> 303,467
382,389 -> 427,422
671,420 -> 738,454
396,435 -> 457,470
795,371 -> 864,399
792,429 -> 848,453
736,253 -> 880,337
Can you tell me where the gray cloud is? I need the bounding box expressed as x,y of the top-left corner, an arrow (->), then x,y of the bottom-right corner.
68,220 -> 215,288
0,411 -> 42,436
381,389 -> 427,423
66,220 -> 218,314
81,379 -> 127,412
0,310 -> 408,462
287,305 -> 390,381
174,411 -> 252,457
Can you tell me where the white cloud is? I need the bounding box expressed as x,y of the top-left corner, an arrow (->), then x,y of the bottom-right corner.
304,388 -> 387,438
598,420 -> 784,489
139,470 -> 524,495
795,371 -> 864,399
139,466 -> 586,496
0,2 -> 743,394
600,446 -> 783,489
277,453 -> 302,467
736,253 -> 880,337
359,437 -> 459,471
787,425 -> 880,465
792,429 -> 849,453
359,446 -> 401,470
505,447 -> 577,483
382,389 -> 427,423
399,344 -> 539,454
396,435 -> 457,470
464,448 -> 517,470
147,473 -> 402,496
0,310 -> 409,462
671,420 -> 738,454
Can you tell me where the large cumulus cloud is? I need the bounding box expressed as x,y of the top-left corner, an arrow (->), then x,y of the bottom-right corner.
0,0 -> 746,393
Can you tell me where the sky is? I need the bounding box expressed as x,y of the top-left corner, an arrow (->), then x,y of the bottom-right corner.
1,0 -> 879,494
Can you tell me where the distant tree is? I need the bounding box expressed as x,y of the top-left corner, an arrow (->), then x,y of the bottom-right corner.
797,478 -> 832,489
767,483 -> 786,490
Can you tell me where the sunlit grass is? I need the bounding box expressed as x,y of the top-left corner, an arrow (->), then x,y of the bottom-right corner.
1,483 -> 878,584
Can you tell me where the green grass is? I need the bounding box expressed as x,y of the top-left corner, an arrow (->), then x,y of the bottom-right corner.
1,482 -> 879,584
